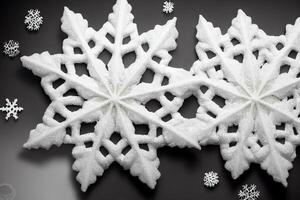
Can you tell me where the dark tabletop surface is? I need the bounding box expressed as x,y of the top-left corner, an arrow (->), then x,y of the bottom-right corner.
0,0 -> 300,199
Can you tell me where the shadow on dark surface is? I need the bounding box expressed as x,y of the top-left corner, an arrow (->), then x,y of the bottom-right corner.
17,67 -> 40,84
257,165 -> 288,199
18,145 -> 74,164
74,163 -> 157,199
71,147 -> 200,199
159,146 -> 199,169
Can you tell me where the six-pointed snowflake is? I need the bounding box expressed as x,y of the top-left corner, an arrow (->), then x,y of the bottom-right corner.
24,9 -> 43,31
184,9 -> 300,186
238,184 -> 260,200
21,0 -> 200,191
3,40 -> 20,57
203,171 -> 219,187
0,98 -> 23,120
163,1 -> 174,14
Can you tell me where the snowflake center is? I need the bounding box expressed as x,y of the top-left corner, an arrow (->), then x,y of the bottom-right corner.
109,93 -> 121,105
249,94 -> 260,103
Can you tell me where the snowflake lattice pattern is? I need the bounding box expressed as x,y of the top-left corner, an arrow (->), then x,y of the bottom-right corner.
187,10 -> 300,186
25,9 -> 43,31
0,98 -> 23,120
21,0 -> 200,191
238,184 -> 260,200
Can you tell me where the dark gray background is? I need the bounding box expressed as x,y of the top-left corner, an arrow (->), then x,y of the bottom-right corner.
0,0 -> 300,199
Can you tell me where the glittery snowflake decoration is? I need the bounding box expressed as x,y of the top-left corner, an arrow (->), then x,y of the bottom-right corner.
21,0 -> 200,191
238,184 -> 260,200
3,40 -> 20,57
163,1 -> 174,14
203,171 -> 219,187
184,10 -> 300,186
24,9 -> 43,31
0,98 -> 23,120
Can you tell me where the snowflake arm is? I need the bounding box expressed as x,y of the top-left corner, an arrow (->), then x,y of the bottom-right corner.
256,105 -> 293,186
119,17 -> 179,95
258,18 -> 300,96
116,105 -> 160,188
23,99 -> 110,149
21,53 -> 107,100
220,103 -> 256,179
61,7 -> 112,96
72,106 -> 115,191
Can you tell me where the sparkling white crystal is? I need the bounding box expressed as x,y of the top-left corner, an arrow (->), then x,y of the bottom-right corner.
21,0 -> 200,191
238,184 -> 260,200
24,9 -> 43,31
0,98 -> 23,120
163,1 -> 174,14
203,171 -> 219,187
3,40 -> 20,57
185,9 -> 300,186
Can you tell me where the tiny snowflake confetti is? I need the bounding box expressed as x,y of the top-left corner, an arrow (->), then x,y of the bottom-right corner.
24,9 -> 43,31
238,184 -> 260,200
203,171 -> 219,187
3,40 -> 20,57
163,1 -> 174,14
0,98 -> 23,120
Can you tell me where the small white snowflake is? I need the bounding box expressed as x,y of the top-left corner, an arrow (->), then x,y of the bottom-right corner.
0,98 -> 23,120
203,171 -> 219,187
163,1 -> 174,14
24,9 -> 43,31
238,184 -> 260,200
3,40 -> 20,57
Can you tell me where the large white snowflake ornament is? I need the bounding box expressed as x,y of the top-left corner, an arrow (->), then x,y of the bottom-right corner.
203,171 -> 219,187
163,1 -> 174,14
186,10 -> 300,186
21,0 -> 200,191
3,40 -> 20,57
0,98 -> 23,120
24,9 -> 43,31
238,184 -> 260,200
